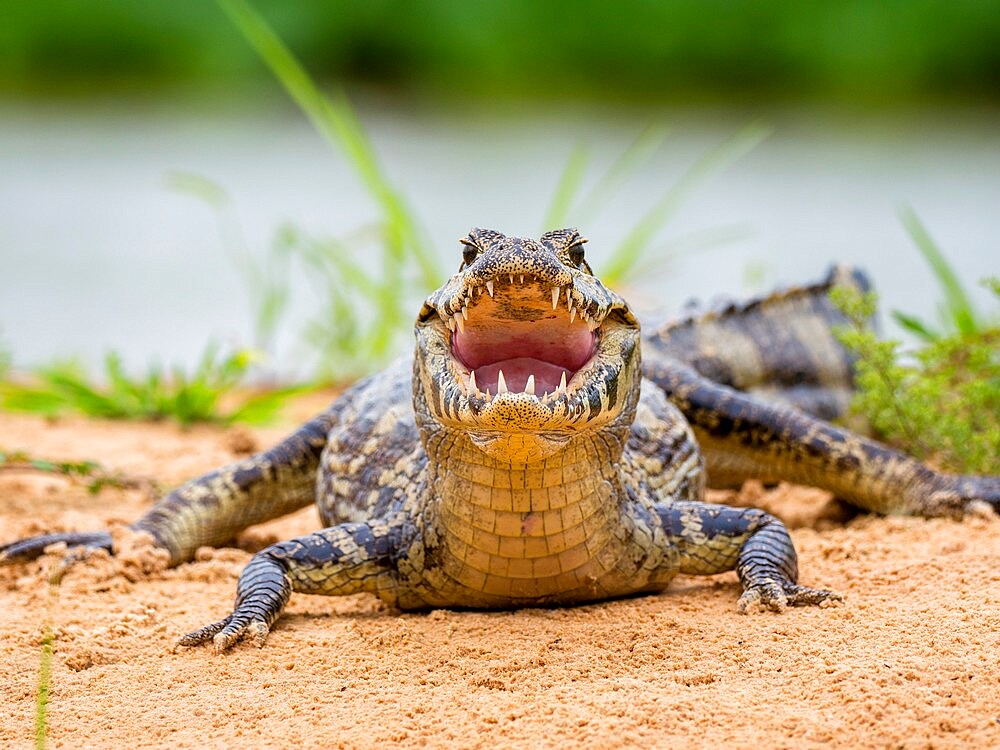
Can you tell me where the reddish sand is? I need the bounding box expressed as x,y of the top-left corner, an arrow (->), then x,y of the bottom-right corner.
2,405 -> 999,749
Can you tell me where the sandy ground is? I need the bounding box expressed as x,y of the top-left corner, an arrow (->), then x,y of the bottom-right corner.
2,402 -> 999,749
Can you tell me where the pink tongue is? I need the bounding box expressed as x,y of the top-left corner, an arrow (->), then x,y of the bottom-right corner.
475,357 -> 570,394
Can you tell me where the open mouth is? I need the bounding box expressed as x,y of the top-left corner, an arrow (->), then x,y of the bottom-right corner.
451,283 -> 598,400
424,272 -> 635,416
439,276 -> 608,403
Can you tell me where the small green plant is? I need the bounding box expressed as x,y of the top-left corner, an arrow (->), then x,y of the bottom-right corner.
831,214 -> 999,474
0,450 -> 159,495
0,345 -> 303,426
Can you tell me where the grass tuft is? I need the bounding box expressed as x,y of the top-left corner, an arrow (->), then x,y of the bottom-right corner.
211,0 -> 447,380
599,121 -> 770,285
0,346 -> 305,426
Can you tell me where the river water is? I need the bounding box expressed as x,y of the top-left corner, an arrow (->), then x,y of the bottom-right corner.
2,99 -> 998,377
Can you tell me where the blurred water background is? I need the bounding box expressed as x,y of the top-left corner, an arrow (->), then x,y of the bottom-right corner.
1,1 -> 998,379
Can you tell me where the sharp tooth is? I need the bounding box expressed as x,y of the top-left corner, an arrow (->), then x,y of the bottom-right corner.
447,316 -> 455,331
461,305 -> 469,320
486,280 -> 494,297
541,390 -> 550,402
455,314 -> 465,333
497,369 -> 508,394
486,388 -> 491,400
551,287 -> 560,310
509,275 -> 514,284
524,374 -> 535,395
559,371 -> 567,393
519,275 -> 524,284
469,370 -> 477,393
569,306 -> 576,323
566,288 -> 573,305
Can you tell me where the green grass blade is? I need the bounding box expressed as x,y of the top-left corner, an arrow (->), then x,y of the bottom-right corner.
0,326 -> 11,377
35,627 -> 52,750
165,171 -> 229,210
891,310 -> 938,343
214,0 -> 441,289
576,123 -> 670,221
225,383 -> 312,425
42,369 -> 126,419
35,577 -> 59,750
542,143 -> 590,231
899,206 -> 980,336
601,120 -> 770,285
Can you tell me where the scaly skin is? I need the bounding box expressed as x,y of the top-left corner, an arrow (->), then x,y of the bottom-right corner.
3,228 -> 998,653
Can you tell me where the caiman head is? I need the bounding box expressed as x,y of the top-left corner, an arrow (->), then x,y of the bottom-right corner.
414,228 -> 642,462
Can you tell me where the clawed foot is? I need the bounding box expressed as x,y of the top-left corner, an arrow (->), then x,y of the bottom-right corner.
0,531 -> 114,576
176,613 -> 272,652
176,550 -> 291,653
738,579 -> 842,614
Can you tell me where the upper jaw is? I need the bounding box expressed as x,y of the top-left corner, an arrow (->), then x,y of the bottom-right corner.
432,270 -> 610,337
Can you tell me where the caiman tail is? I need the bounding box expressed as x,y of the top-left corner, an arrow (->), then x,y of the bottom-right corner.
643,265 -> 871,421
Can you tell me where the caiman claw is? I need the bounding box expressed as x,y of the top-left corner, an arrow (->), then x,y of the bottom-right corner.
738,579 -> 842,614
176,614 -> 272,652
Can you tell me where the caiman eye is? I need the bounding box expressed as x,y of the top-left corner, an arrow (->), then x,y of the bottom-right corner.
568,242 -> 585,267
461,242 -> 479,266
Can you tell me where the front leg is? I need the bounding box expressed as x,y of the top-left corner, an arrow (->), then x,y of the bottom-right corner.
177,519 -> 401,652
658,501 -> 840,612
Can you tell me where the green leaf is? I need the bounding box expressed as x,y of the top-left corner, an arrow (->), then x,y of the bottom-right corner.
899,206 -> 981,336
890,310 -> 938,342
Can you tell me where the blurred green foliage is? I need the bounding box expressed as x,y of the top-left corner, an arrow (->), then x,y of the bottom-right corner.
831,217 -> 999,474
0,346 -> 307,426
2,1 -> 999,102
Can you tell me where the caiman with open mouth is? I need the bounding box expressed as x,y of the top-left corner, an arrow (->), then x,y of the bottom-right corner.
3,228 -> 998,651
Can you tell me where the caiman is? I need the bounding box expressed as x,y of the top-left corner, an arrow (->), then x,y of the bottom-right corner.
3,228 -> 998,652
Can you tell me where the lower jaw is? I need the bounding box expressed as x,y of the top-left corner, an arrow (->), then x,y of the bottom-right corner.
467,432 -> 572,463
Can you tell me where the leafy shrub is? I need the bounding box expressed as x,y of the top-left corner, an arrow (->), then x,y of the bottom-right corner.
831,211 -> 999,476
